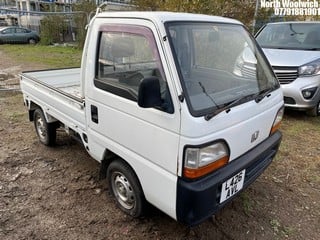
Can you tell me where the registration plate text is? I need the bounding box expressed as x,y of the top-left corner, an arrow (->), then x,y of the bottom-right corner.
220,169 -> 246,203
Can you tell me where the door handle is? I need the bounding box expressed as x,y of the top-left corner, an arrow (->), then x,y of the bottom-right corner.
91,105 -> 99,123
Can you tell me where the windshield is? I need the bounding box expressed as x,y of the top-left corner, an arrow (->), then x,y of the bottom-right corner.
166,22 -> 278,117
256,23 -> 320,50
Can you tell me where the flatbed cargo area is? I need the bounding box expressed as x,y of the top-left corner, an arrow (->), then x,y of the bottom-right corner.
21,68 -> 82,102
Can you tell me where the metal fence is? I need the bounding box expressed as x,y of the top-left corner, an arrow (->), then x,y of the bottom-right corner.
0,8 -> 88,41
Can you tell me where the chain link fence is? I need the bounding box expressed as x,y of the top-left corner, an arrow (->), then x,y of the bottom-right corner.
0,7 -> 89,43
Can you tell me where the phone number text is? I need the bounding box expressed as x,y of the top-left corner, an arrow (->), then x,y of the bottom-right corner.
274,8 -> 320,15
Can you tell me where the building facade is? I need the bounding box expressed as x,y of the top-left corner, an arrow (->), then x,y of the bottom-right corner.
0,0 -> 132,30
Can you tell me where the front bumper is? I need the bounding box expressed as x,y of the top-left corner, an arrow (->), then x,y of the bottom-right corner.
176,131 -> 282,226
282,75 -> 320,111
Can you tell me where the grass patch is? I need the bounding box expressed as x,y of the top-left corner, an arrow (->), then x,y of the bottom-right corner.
270,218 -> 295,238
274,110 -> 320,188
1,44 -> 82,68
281,110 -> 320,134
240,192 -> 253,215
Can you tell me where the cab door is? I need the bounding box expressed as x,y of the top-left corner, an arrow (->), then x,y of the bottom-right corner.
85,20 -> 181,218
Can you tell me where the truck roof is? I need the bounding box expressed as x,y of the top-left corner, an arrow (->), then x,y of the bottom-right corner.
95,11 -> 242,25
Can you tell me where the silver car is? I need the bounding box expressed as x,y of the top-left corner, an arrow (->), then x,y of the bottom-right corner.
256,22 -> 320,116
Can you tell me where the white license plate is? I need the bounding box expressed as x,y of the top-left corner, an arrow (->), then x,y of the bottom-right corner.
220,169 -> 246,203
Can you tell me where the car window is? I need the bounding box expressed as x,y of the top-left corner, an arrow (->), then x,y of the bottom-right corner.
16,28 -> 28,33
95,26 -> 173,113
2,28 -> 14,34
256,23 -> 320,50
167,22 -> 278,116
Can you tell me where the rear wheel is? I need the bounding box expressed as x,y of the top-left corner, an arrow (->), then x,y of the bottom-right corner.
107,159 -> 146,218
33,108 -> 56,146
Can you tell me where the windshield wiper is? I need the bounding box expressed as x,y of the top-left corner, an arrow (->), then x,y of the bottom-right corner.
204,94 -> 255,121
198,81 -> 219,108
205,88 -> 275,121
255,87 -> 274,103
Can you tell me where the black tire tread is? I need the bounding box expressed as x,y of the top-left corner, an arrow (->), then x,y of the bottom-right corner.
107,159 -> 146,218
33,108 -> 56,146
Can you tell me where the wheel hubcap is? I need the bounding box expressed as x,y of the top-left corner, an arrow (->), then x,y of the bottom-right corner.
112,172 -> 135,210
36,116 -> 47,141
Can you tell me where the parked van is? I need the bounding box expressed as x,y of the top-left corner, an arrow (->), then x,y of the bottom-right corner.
256,22 -> 320,116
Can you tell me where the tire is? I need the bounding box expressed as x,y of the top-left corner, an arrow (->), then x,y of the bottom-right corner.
306,100 -> 320,117
33,108 -> 56,146
107,159 -> 146,218
28,38 -> 36,44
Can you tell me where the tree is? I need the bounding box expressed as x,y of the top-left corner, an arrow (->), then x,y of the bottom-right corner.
134,0 -> 256,27
73,0 -> 96,48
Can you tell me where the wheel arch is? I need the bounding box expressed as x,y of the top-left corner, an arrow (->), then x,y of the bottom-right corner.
27,101 -> 41,121
99,149 -> 145,197
27,100 -> 59,123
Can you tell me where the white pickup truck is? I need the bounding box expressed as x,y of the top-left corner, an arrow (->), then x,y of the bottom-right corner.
20,10 -> 283,225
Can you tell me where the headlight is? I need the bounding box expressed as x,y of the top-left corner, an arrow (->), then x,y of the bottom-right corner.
184,142 -> 229,179
302,87 -> 317,99
270,106 -> 284,135
299,58 -> 320,76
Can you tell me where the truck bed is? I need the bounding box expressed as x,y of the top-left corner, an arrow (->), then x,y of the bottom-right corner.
21,68 -> 83,102
20,68 -> 86,133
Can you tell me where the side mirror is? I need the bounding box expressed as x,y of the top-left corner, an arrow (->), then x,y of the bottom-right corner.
138,77 -> 162,108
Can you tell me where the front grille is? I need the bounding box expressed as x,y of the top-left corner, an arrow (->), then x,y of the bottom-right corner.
284,96 -> 296,105
272,66 -> 299,84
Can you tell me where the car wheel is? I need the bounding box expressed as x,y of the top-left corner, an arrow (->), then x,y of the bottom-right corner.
33,108 -> 56,146
107,159 -> 146,218
28,38 -> 36,44
307,100 -> 320,117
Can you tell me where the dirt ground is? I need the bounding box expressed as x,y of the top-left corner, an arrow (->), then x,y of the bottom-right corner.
0,49 -> 319,240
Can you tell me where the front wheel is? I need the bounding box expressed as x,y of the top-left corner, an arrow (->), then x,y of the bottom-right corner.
107,159 -> 146,218
33,108 -> 56,146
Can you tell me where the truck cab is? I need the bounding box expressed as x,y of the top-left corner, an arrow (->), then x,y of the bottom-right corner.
21,11 -> 283,226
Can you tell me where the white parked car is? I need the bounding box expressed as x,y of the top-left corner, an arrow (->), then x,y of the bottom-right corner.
256,22 -> 320,116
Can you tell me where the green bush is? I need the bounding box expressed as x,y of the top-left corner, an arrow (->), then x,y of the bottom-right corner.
40,15 -> 68,45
